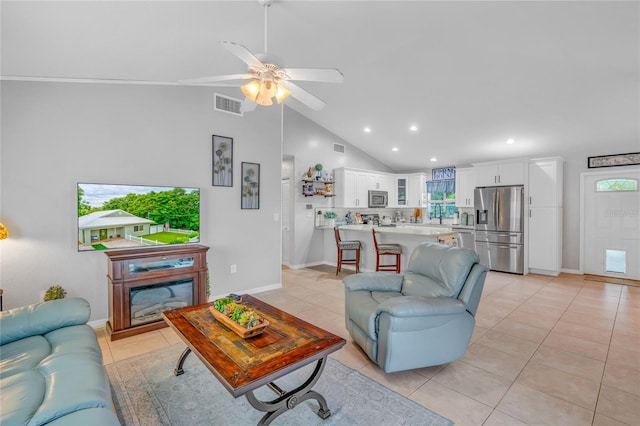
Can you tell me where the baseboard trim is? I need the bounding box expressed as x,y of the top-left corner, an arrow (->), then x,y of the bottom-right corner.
89,319 -> 107,330
560,268 -> 581,275
287,261 -> 326,270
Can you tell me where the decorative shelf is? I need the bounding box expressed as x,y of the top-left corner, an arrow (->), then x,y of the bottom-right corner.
302,180 -> 336,197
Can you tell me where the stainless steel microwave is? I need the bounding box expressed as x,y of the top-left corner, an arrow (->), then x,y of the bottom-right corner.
368,190 -> 388,208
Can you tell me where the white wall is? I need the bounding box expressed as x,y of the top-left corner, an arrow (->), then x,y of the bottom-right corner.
0,81 -> 282,322
283,107 -> 393,268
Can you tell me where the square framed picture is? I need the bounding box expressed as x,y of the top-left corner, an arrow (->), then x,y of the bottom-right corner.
241,162 -> 260,209
212,135 -> 233,187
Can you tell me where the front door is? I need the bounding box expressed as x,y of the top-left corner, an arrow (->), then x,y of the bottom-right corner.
99,228 -> 108,241
583,169 -> 639,280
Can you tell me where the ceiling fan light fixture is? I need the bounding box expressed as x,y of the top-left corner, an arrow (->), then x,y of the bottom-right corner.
275,84 -> 291,104
241,74 -> 289,106
240,80 -> 261,101
241,78 -> 273,106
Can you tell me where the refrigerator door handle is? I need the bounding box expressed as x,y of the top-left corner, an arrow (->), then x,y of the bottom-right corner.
494,190 -> 500,228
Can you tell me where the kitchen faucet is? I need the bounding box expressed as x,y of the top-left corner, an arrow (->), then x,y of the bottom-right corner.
434,204 -> 443,224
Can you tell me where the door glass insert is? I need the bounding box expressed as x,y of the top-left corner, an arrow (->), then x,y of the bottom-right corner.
595,179 -> 638,192
605,249 -> 626,274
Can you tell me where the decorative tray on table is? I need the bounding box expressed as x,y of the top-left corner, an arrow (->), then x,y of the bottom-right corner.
210,297 -> 269,338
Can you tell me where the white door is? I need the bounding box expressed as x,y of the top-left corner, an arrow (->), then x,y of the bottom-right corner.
281,179 -> 291,266
583,169 -> 640,280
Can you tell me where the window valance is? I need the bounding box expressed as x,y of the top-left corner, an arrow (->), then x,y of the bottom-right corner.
426,179 -> 455,194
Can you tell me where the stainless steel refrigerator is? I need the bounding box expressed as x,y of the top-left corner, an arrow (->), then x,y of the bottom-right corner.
474,185 -> 524,274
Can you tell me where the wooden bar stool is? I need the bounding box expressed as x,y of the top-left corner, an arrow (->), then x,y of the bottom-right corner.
334,227 -> 361,275
372,228 -> 403,273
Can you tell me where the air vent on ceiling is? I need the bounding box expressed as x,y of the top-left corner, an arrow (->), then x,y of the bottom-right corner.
214,93 -> 243,116
333,143 -> 345,153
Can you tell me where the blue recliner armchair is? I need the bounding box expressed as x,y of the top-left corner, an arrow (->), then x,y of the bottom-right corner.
343,241 -> 488,373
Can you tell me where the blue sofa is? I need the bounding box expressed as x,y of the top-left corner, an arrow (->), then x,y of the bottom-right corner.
343,242 -> 488,373
0,298 -> 120,425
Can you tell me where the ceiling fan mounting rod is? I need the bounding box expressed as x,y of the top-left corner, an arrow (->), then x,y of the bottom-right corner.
263,1 -> 271,54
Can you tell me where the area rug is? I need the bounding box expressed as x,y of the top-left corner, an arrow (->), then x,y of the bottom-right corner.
106,344 -> 452,426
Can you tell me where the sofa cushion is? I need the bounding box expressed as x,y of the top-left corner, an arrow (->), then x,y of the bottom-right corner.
0,335 -> 51,379
44,407 -> 120,426
0,370 -> 46,425
0,298 -> 90,345
402,243 -> 478,298
45,325 -> 103,364
30,353 -> 113,426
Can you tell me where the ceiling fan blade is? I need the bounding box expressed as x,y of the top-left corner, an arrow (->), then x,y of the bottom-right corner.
221,41 -> 264,69
179,74 -> 253,84
280,81 -> 326,111
282,68 -> 344,83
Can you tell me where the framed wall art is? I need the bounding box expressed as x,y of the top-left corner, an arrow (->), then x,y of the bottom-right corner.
588,152 -> 640,169
432,167 -> 455,180
212,135 -> 233,187
241,162 -> 260,209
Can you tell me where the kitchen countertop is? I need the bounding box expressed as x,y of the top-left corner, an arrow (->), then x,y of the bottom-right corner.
338,224 -> 458,237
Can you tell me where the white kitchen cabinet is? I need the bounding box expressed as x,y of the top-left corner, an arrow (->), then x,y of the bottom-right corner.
367,173 -> 393,192
527,157 -> 563,275
528,207 -> 562,275
407,173 -> 428,207
474,161 -> 525,187
383,174 -> 396,207
334,168 -> 369,208
528,158 -> 563,207
455,168 -> 475,207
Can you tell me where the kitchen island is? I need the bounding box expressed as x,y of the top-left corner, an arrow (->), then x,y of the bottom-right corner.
326,224 -> 460,273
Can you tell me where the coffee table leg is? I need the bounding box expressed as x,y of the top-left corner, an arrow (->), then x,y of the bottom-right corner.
174,347 -> 192,376
245,357 -> 331,425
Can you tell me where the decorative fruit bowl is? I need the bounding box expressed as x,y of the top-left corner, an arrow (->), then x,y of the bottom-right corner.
210,297 -> 269,338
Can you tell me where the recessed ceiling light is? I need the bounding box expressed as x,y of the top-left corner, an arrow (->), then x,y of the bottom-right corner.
363,127 -> 372,133
392,147 -> 399,152
506,138 -> 515,144
430,157 -> 437,162
409,125 -> 418,132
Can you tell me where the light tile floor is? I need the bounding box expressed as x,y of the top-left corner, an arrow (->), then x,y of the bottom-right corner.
97,266 -> 640,426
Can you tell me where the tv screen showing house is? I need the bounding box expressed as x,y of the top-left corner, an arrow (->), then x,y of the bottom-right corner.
78,183 -> 200,251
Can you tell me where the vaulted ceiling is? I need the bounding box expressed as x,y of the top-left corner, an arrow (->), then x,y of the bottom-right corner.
2,1 -> 638,172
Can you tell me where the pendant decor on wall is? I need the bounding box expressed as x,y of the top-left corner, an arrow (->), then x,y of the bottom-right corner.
241,162 -> 260,209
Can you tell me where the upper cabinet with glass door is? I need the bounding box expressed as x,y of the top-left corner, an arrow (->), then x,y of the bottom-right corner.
395,176 -> 408,207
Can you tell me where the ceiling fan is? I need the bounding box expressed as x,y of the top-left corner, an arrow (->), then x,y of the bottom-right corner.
179,1 -> 344,111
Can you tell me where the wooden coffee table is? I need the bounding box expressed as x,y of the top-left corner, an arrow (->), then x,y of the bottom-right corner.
162,295 -> 346,425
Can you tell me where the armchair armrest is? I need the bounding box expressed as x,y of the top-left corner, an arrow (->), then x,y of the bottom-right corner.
343,272 -> 404,293
0,298 -> 90,345
377,296 -> 466,318
457,263 -> 488,316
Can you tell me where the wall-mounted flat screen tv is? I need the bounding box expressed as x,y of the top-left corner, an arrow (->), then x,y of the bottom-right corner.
78,183 -> 200,251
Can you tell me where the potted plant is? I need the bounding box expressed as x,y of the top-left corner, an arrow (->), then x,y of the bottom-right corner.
44,285 -> 66,301
210,297 -> 269,338
324,211 -> 337,228
314,163 -> 323,180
